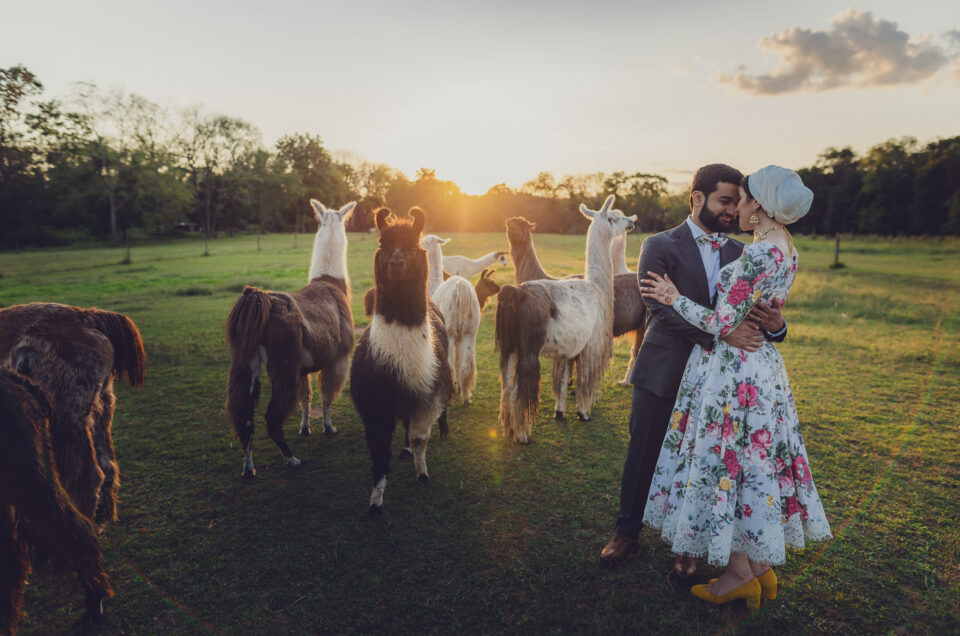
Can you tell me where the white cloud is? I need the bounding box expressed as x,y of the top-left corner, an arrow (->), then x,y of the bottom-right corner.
718,8 -> 959,94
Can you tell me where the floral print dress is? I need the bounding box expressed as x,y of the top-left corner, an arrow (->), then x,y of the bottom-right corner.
642,241 -> 831,566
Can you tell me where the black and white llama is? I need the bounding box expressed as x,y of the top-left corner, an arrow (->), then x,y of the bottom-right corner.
350,208 -> 453,518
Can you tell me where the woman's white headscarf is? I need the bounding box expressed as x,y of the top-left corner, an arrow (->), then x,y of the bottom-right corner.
748,165 -> 813,225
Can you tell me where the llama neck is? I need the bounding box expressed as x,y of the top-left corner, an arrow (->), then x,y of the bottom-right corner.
425,244 -> 444,297
511,239 -> 551,283
610,233 -> 632,276
309,226 -> 350,288
585,223 -> 615,316
375,276 -> 428,327
474,252 -> 499,268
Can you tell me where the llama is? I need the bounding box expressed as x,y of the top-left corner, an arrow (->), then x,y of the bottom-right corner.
495,196 -> 634,443
350,208 -> 453,518
442,250 -> 508,279
226,199 -> 356,478
504,214 -> 646,388
0,369 -> 113,633
0,302 -> 145,527
422,235 -> 481,404
474,268 -> 501,310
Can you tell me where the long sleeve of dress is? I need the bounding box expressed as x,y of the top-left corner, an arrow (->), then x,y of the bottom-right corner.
672,243 -> 780,337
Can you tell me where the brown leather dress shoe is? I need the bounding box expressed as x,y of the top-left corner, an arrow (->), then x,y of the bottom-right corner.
599,534 -> 638,567
672,555 -> 699,578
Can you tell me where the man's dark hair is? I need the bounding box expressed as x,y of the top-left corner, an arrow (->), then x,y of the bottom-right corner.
689,164 -> 744,211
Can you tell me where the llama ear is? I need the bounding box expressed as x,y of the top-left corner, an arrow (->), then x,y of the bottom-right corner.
628,214 -> 638,223
375,207 -> 392,231
528,221 -> 536,231
439,237 -> 451,245
409,207 -> 425,236
601,194 -> 616,212
480,268 -> 490,279
579,203 -> 596,220
338,201 -> 357,221
310,199 -> 327,221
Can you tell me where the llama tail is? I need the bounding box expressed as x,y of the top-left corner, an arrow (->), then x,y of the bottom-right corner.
87,310 -> 146,387
495,285 -> 541,443
226,286 -> 272,364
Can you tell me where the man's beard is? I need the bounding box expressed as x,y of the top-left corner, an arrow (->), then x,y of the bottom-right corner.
699,202 -> 733,234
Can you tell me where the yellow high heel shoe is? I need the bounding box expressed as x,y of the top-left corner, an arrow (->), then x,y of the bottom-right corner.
691,577 -> 762,609
709,568 -> 777,602
756,568 -> 777,600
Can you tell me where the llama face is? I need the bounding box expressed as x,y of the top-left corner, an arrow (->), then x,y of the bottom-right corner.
579,196 -> 636,240
505,217 -> 535,246
377,229 -> 427,284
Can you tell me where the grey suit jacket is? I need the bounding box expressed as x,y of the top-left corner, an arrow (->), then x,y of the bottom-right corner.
628,222 -> 743,400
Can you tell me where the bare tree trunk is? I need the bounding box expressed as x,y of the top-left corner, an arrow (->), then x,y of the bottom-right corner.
834,234 -> 840,266
108,188 -> 118,246
120,228 -> 131,264
203,178 -> 212,257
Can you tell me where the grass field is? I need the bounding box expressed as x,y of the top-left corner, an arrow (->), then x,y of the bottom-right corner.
1,230 -> 958,635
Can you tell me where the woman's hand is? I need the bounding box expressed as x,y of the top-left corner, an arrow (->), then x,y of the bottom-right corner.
640,271 -> 679,305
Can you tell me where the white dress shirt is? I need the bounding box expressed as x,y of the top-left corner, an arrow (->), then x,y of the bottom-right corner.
685,217 -> 721,303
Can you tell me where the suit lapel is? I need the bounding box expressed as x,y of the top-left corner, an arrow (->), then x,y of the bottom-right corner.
720,237 -> 744,268
672,223 -> 710,305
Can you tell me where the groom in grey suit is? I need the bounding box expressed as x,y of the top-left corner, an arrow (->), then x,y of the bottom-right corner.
600,164 -> 786,573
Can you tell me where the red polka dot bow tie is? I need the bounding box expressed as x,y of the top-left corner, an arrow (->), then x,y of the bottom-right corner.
696,234 -> 728,250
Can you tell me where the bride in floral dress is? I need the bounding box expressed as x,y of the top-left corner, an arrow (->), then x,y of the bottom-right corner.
640,165 -> 831,608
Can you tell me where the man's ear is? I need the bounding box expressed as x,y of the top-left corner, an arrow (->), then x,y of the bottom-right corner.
691,191 -> 705,213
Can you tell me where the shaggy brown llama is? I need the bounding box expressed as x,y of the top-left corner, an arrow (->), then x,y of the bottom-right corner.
0,302 -> 145,527
0,368 -> 113,633
226,200 -> 356,477
474,268 -> 501,310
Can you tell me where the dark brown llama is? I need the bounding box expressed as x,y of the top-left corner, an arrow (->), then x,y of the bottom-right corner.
226,200 -> 356,478
350,207 -> 453,518
504,215 -> 646,387
0,369 -> 113,633
474,268 -> 501,310
0,302 -> 145,527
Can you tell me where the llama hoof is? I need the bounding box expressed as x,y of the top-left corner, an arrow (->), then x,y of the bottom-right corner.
84,590 -> 104,620
617,380 -> 631,387
555,409 -> 565,421
285,456 -> 302,467
299,427 -> 311,436
367,504 -> 383,520
323,425 -> 339,436
417,474 -> 430,484
241,466 -> 256,479
398,447 -> 413,459
577,412 -> 591,422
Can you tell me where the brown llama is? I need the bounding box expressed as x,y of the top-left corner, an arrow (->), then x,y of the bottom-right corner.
0,368 -> 113,633
495,196 -> 634,443
350,207 -> 453,518
226,199 -> 356,478
0,302 -> 145,527
504,215 -> 646,388
474,268 -> 501,310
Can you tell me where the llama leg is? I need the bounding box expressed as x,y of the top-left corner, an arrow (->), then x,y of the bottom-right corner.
0,507 -> 29,635
265,370 -> 301,467
408,412 -> 433,483
398,419 -> 413,458
52,412 -> 105,522
447,335 -> 460,400
320,356 -> 349,436
92,382 -> 120,526
499,352 -> 518,438
618,331 -> 640,387
365,414 -> 394,519
460,339 -> 476,405
298,374 -> 312,436
551,358 -> 570,420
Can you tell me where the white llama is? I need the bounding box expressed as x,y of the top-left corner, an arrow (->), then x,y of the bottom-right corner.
422,235 -> 482,404
442,250 -> 508,279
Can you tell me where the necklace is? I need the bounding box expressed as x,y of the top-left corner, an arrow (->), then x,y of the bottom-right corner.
753,224 -> 783,242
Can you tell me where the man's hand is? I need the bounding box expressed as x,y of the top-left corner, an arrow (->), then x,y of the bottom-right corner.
747,298 -> 785,333
722,320 -> 763,352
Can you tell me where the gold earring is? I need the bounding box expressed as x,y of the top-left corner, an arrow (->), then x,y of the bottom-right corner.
749,212 -> 760,225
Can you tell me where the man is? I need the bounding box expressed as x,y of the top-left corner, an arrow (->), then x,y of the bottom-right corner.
600,164 -> 786,575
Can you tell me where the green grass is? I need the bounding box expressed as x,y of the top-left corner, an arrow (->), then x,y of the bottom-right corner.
1,231 -> 958,634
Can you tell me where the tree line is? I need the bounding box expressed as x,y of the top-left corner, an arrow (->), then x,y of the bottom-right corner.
2,65 -> 958,249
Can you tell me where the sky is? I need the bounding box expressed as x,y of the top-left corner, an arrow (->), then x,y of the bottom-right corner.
3,0 -> 959,194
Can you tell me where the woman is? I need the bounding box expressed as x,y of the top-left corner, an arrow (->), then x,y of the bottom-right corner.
639,165 -> 831,608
